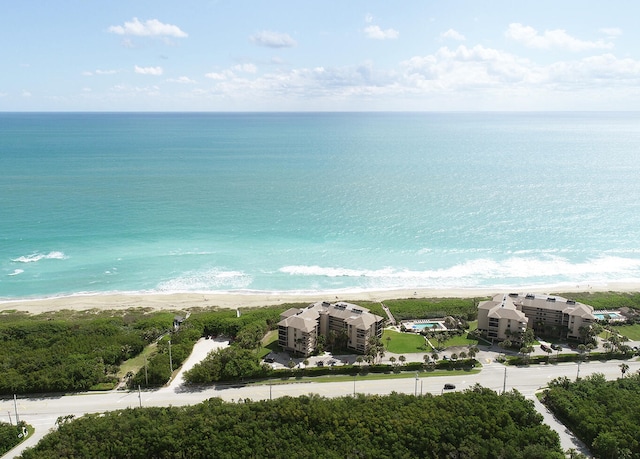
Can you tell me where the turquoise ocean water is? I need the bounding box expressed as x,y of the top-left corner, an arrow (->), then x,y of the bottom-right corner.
2,112 -> 640,300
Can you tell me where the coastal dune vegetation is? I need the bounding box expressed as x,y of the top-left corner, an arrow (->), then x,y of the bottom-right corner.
1,292 -> 639,395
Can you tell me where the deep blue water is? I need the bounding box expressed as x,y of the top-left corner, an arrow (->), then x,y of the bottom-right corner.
2,112 -> 640,299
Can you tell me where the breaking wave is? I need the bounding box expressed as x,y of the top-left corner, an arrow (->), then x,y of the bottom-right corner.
11,251 -> 67,263
279,255 -> 640,288
157,268 -> 253,292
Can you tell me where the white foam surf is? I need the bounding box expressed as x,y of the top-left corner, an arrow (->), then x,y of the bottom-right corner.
11,251 -> 67,263
156,268 -> 253,292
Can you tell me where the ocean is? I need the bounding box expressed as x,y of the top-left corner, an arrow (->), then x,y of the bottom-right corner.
2,112 -> 640,300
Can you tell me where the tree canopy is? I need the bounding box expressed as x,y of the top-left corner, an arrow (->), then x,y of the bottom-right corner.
543,372 -> 640,458
20,388 -> 563,459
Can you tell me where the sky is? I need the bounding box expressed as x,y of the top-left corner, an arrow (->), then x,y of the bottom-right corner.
2,0 -> 640,111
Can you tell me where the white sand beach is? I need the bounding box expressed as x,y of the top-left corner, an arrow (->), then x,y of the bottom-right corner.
1,281 -> 639,314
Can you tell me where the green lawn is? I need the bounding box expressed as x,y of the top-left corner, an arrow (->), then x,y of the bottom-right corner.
117,342 -> 158,379
258,330 -> 280,359
442,333 -> 480,348
611,323 -> 640,341
383,329 -> 429,354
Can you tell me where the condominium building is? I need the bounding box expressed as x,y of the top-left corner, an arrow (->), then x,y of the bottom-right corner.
477,293 -> 596,342
277,301 -> 385,356
477,295 -> 529,343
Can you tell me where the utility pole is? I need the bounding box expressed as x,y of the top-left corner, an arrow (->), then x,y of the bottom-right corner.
168,340 -> 173,373
353,374 -> 357,395
415,372 -> 419,396
576,360 -> 581,381
502,367 -> 507,394
269,383 -> 272,401
13,394 -> 19,425
138,385 -> 142,408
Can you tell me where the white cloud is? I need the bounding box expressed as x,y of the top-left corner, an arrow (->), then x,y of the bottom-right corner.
83,69 -> 119,76
205,72 -> 229,80
365,13 -> 374,24
108,18 -> 187,38
134,65 -> 163,76
166,76 -> 196,84
506,23 -> 613,51
600,27 -> 622,38
232,63 -> 257,74
364,25 -> 399,40
250,31 -> 296,48
440,29 -> 466,41
22,90 -> 32,97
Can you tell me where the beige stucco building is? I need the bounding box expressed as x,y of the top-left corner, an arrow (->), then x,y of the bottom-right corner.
477,293 -> 595,343
278,301 -> 385,356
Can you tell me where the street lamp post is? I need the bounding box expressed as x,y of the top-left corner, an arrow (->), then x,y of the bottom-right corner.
414,372 -> 419,396
353,374 -> 357,395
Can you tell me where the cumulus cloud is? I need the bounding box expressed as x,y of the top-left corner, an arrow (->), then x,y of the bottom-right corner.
440,29 -> 466,41
108,18 -> 187,38
134,65 -> 163,75
232,63 -> 257,74
506,23 -> 613,51
166,76 -> 196,84
250,31 -> 296,48
364,25 -> 399,40
83,69 -> 119,76
600,27 -> 622,38
205,71 -> 230,80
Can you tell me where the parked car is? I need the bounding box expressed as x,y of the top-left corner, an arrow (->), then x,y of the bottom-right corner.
540,344 -> 549,351
551,344 -> 562,351
264,356 -> 275,363
443,383 -> 456,390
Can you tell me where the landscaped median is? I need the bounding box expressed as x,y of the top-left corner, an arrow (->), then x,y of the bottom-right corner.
503,351 -> 638,366
184,358 -> 481,386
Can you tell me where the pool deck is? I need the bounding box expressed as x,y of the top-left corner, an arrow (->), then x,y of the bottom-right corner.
402,319 -> 448,331
594,310 -> 626,321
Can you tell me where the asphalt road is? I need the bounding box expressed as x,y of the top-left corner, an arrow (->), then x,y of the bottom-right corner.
2,356 -> 638,458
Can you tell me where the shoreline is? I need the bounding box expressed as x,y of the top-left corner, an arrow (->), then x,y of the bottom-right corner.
2,282 -> 640,314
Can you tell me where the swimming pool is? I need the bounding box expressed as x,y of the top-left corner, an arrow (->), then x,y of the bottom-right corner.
594,312 -> 623,320
411,323 -> 439,330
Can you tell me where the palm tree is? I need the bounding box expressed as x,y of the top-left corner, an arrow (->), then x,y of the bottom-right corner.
385,335 -> 391,349
389,356 -> 397,366
398,355 -> 406,365
620,362 -> 629,378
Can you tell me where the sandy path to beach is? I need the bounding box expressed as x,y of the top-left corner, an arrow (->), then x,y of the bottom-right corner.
1,281 -> 637,314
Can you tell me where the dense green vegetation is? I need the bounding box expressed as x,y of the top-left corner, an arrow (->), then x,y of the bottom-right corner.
384,297 -> 482,322
0,422 -> 27,456
19,388 -> 563,459
0,310 -> 174,394
130,306 -> 286,388
559,291 -> 640,312
543,372 -> 640,458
